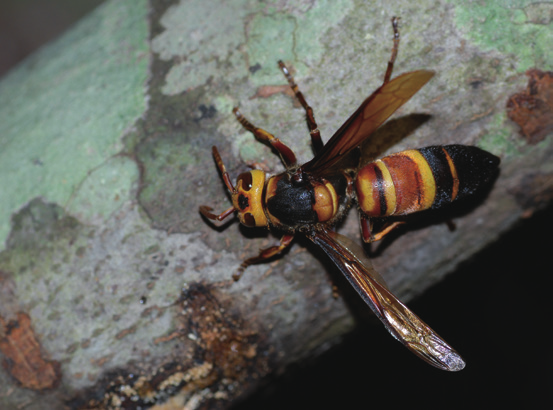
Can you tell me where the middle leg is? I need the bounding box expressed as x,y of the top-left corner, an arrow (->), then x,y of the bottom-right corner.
233,234 -> 295,281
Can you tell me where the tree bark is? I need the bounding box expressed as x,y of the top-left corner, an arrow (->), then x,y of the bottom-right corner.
1,0 -> 552,409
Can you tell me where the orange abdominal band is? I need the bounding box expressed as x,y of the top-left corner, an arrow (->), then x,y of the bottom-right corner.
357,150 -> 436,217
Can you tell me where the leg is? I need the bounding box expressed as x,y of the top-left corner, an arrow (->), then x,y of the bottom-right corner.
211,146 -> 234,193
360,215 -> 405,243
199,146 -> 236,223
278,60 -> 324,154
233,234 -> 294,281
383,16 -> 401,84
199,205 -> 234,222
233,107 -> 297,168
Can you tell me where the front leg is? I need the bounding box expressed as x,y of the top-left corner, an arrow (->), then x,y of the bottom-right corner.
383,16 -> 401,84
278,60 -> 323,154
233,107 -> 297,168
199,147 -> 238,224
233,234 -> 295,281
199,205 -> 235,222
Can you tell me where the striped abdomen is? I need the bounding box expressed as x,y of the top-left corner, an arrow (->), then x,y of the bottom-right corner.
355,145 -> 500,217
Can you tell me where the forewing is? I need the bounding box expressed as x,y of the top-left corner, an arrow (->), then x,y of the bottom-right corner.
303,70 -> 434,174
310,227 -> 465,371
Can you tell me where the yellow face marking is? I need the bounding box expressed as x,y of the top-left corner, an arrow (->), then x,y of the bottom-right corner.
232,170 -> 268,227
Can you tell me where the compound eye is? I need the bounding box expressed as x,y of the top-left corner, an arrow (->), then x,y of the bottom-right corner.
237,193 -> 249,211
237,172 -> 253,191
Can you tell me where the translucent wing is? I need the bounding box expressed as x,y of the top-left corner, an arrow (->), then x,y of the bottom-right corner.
309,227 -> 465,371
302,70 -> 434,174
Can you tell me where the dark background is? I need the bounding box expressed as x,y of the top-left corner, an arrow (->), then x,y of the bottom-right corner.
236,209 -> 552,409
1,1 -> 550,408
